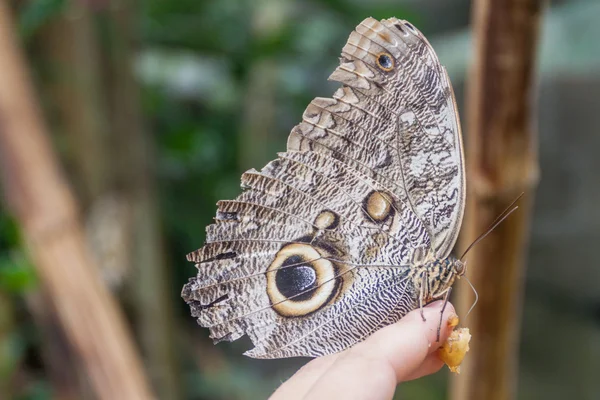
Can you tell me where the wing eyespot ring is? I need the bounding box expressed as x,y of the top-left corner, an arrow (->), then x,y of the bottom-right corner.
376,52 -> 395,72
266,243 -> 339,317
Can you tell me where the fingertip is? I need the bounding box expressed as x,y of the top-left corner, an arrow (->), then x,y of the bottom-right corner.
403,353 -> 445,381
425,299 -> 456,316
302,301 -> 458,396
303,350 -> 397,399
421,301 -> 457,349
354,301 -> 456,381
270,354 -> 340,400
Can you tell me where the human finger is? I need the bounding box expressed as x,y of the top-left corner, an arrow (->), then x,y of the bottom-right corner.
270,353 -> 340,400
401,351 -> 445,381
302,301 -> 455,399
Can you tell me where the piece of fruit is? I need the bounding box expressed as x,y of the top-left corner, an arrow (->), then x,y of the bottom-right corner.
438,315 -> 471,374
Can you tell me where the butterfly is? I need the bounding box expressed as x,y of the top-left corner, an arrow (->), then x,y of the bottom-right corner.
182,17 -> 466,359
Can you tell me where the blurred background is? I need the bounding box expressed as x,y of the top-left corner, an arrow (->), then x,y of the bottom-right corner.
0,0 -> 599,399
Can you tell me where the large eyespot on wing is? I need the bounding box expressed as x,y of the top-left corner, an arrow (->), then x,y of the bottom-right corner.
245,266 -> 416,359
266,243 -> 340,317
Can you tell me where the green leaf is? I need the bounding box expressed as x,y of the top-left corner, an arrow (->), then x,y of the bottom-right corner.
0,253 -> 38,294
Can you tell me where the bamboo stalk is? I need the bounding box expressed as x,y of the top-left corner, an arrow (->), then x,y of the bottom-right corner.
26,292 -> 83,400
0,3 -> 154,399
104,1 -> 181,398
450,1 -> 543,399
39,0 -> 111,207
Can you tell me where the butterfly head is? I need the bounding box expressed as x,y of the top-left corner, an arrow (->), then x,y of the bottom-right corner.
440,257 -> 466,279
452,259 -> 467,277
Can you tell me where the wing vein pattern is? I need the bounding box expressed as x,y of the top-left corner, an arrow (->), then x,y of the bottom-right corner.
182,17 -> 465,358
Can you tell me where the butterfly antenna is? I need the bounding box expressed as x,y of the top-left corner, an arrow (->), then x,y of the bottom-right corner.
459,192 -> 524,261
487,192 -> 525,231
464,275 -> 479,318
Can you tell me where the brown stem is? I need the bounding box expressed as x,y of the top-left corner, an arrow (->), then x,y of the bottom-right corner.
450,1 -> 544,399
0,3 -> 154,399
103,1 -> 181,398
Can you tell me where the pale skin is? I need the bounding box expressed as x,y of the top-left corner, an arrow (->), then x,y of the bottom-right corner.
270,300 -> 455,400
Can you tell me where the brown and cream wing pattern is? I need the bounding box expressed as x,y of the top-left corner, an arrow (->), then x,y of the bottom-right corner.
327,17 -> 465,259
182,17 -> 465,358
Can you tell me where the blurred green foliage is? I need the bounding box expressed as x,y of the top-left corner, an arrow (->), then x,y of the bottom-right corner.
18,0 -> 66,40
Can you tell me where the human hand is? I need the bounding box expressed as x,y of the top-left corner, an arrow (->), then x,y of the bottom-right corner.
271,301 -> 456,400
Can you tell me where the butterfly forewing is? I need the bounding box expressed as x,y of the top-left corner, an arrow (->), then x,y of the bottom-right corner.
182,17 -> 465,358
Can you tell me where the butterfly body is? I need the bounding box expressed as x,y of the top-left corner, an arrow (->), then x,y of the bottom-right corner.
183,17 -> 465,359
412,257 -> 465,305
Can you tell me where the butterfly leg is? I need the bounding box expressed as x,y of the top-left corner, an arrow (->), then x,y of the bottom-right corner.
419,271 -> 427,322
433,286 -> 453,342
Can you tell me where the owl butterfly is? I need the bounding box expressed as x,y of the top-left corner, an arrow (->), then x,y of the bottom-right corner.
182,17 -> 466,359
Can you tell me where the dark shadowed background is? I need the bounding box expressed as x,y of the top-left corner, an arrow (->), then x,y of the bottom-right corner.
0,0 -> 599,399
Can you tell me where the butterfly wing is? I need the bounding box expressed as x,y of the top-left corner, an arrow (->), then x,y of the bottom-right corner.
182,17 -> 465,358
328,17 -> 466,259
